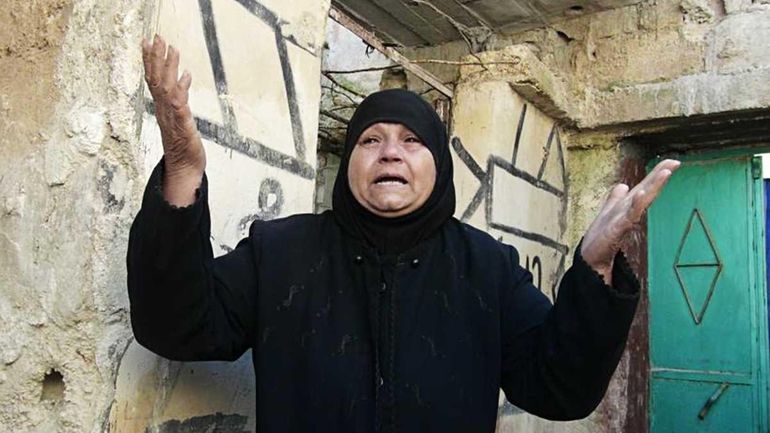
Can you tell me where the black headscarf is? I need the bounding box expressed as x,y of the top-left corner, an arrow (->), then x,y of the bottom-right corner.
332,89 -> 455,254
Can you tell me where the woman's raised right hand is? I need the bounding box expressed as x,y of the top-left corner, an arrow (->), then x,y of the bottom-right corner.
142,34 -> 207,207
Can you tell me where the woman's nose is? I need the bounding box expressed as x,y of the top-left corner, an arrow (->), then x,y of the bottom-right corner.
378,138 -> 403,162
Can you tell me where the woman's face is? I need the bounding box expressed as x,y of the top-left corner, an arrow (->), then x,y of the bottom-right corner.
348,122 -> 436,218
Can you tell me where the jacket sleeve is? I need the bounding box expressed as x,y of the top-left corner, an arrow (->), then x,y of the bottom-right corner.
127,159 -> 259,362
499,241 -> 640,420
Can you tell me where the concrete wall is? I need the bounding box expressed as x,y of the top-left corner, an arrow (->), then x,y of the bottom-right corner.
451,81 -> 568,302
0,1 -> 143,431
112,1 -> 330,432
405,0 -> 770,129
0,0 -> 329,432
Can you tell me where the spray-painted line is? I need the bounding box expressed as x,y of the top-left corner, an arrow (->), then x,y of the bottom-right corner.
198,0 -> 239,133
511,103 -> 527,166
450,129 -> 568,265
199,0 -> 310,162
144,99 -> 315,180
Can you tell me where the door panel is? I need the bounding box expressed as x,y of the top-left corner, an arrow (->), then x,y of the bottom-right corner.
651,379 -> 753,432
648,155 -> 768,432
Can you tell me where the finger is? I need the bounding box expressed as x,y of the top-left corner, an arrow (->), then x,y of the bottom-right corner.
627,189 -> 648,223
658,158 -> 682,171
627,168 -> 674,221
628,159 -> 681,196
648,159 -> 680,175
606,183 -> 628,207
598,183 -> 629,217
171,70 -> 192,110
641,168 -> 674,206
163,45 -> 180,95
649,159 -> 681,181
141,38 -> 152,82
178,70 -> 192,92
149,34 -> 166,89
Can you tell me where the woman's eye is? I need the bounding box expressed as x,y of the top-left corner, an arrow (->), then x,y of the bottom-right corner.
361,137 -> 378,145
405,136 -> 421,143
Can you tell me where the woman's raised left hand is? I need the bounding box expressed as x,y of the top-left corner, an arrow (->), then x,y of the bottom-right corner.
580,159 -> 681,286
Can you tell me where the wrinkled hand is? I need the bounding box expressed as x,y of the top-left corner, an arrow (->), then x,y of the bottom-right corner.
142,34 -> 206,206
580,159 -> 681,286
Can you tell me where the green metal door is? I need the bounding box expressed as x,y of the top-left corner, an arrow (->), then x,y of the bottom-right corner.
649,154 -> 769,432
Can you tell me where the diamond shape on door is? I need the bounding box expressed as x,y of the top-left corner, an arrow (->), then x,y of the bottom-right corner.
673,209 -> 723,325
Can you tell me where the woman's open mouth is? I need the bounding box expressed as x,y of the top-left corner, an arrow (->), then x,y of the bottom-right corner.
373,174 -> 408,185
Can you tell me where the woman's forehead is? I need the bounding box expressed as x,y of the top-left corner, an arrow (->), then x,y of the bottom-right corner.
360,122 -> 416,135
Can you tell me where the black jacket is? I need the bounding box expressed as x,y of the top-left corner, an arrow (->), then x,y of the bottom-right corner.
127,162 -> 640,433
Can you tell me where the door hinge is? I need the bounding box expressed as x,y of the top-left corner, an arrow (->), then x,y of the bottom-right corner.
751,157 -> 762,179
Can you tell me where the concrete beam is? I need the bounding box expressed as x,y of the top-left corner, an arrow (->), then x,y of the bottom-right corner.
457,44 -> 573,122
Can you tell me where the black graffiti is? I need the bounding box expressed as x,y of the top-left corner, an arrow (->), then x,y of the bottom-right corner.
197,115 -> 315,179
511,103 -> 527,165
238,177 -> 285,230
231,0 -> 316,56
525,254 -> 566,299
144,101 -> 314,179
450,136 -> 486,182
488,223 -> 566,255
451,141 -> 566,227
452,104 -> 570,297
198,0 -> 238,131
525,255 -> 543,290
452,136 -> 567,253
217,240 -> 234,254
149,412 -> 249,433
144,0 -> 316,180
257,177 -> 284,219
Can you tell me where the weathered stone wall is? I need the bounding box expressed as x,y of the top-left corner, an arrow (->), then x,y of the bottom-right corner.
0,0 -> 330,432
112,1 -> 330,432
451,80 -> 568,302
405,0 -> 770,128
0,1 -> 145,431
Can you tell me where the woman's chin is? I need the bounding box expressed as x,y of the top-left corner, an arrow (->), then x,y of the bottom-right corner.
366,201 -> 412,218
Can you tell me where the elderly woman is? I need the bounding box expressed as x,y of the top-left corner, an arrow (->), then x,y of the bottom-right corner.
128,36 -> 679,432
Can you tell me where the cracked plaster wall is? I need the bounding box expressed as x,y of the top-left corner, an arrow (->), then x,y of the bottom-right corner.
0,0 -> 330,432
112,1 -> 330,432
0,1 -> 146,432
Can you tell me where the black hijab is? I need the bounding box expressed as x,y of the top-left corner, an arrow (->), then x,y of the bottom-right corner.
332,89 -> 455,254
